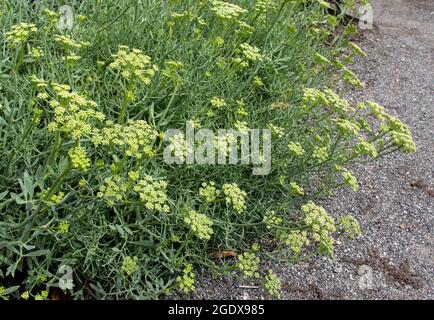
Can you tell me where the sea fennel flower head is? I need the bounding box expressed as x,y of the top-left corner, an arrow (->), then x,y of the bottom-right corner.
289,182 -> 304,196
184,210 -> 214,240
109,46 -> 157,85
302,201 -> 336,255
97,175 -> 128,207
236,252 -> 260,278
210,1 -> 247,20
68,146 -> 91,172
93,120 -> 158,158
341,168 -> 359,192
263,210 -> 283,229
199,181 -> 220,202
5,23 -> 38,47
133,175 -> 170,213
46,83 -> 104,139
255,0 -> 277,13
263,270 -> 282,298
285,230 -> 309,255
339,215 -> 362,239
177,264 -> 196,293
30,75 -> 48,89
239,43 -> 263,62
121,256 -> 138,277
288,141 -> 305,157
54,35 -> 90,50
222,183 -> 247,213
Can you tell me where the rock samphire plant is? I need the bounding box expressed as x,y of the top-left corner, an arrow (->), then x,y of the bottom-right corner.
0,0 -> 414,299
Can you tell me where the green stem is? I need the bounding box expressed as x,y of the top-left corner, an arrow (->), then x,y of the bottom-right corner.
14,45 -> 26,72
157,84 -> 179,127
118,81 -> 135,124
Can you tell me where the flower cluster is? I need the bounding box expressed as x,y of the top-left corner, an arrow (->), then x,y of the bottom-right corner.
133,175 -> 170,213
263,270 -> 281,299
213,36 -> 225,47
41,190 -> 64,205
210,96 -> 227,108
109,46 -> 157,85
365,102 -> 417,153
348,41 -> 366,57
167,133 -> 193,162
302,88 -> 327,107
5,23 -> 38,47
270,101 -> 289,110
302,201 -> 336,255
20,291 -> 30,300
199,181 -> 220,202
365,100 -> 385,120
30,74 -> 48,89
43,8 -> 60,25
339,215 -> 362,239
163,60 -> 184,78
251,243 -> 261,252
236,21 -> 255,36
68,146 -> 91,172
128,171 -> 140,181
231,57 -> 249,70
121,256 -> 138,277
62,54 -> 81,64
341,168 -> 359,192
234,120 -> 250,133
387,119 -> 416,153
184,210 -> 214,240
54,35 -> 90,50
263,210 -> 283,229
355,139 -> 378,157
326,89 -> 355,113
222,183 -> 247,213
302,88 -> 352,114
239,43 -> 263,62
254,75 -> 263,87
312,146 -> 328,163
58,221 -> 70,234
177,264 -> 196,293
288,141 -> 305,157
267,123 -> 285,138
289,182 -> 304,196
335,118 -> 361,137
93,120 -> 158,158
170,11 -> 192,20
342,67 -> 363,88
236,100 -> 248,117
97,175 -> 128,207
45,83 -> 104,139
284,230 -> 309,255
30,107 -> 42,123
34,290 -> 49,300
210,1 -> 247,20
214,132 -> 236,157
29,47 -> 44,59
236,252 -> 260,278
255,0 -> 277,13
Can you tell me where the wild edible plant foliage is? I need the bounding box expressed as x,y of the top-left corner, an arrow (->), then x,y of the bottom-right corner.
0,0 -> 415,299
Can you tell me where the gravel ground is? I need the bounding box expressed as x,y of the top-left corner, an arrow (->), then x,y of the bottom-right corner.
172,0 -> 434,300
